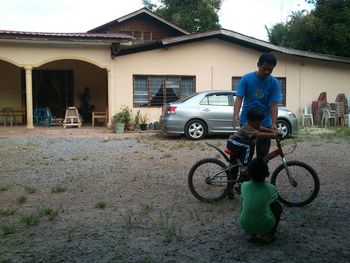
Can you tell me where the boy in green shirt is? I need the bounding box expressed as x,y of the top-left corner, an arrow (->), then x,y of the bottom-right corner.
240,157 -> 283,243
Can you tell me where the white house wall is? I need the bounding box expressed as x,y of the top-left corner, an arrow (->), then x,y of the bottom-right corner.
114,39 -> 350,122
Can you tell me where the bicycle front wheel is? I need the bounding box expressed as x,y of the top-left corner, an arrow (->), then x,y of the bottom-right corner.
188,158 -> 231,203
271,161 -> 320,207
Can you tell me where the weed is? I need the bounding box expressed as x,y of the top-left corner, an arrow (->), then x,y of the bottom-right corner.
0,207 -> 16,216
157,211 -> 170,229
142,203 -> 153,215
0,222 -> 15,236
21,213 -> 39,226
95,201 -> 106,210
17,195 -> 27,205
122,209 -> 136,230
0,184 -> 11,192
24,185 -> 37,194
37,207 -> 59,220
67,226 -> 76,242
164,222 -> 183,242
51,185 -> 67,193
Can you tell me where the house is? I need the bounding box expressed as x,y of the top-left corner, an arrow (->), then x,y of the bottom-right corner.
0,8 -> 349,128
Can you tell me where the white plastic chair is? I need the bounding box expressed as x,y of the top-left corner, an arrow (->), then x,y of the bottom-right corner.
320,107 -> 336,127
301,105 -> 313,127
63,107 -> 82,128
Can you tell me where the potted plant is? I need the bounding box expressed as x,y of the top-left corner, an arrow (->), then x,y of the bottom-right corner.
153,121 -> 161,130
140,113 -> 148,131
113,106 -> 133,133
112,113 -> 124,134
134,110 -> 141,130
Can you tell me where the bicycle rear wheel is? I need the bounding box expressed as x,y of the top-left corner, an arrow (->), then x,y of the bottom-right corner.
271,161 -> 320,207
188,158 -> 231,203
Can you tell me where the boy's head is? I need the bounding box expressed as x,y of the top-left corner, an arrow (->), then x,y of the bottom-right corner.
246,108 -> 264,129
257,52 -> 277,78
247,157 -> 269,183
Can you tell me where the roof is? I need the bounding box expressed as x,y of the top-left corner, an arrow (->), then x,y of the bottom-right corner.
88,7 -> 190,35
114,28 -> 350,64
0,30 -> 133,45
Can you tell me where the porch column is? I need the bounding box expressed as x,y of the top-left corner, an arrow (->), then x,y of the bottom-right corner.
107,68 -> 112,127
25,66 -> 34,129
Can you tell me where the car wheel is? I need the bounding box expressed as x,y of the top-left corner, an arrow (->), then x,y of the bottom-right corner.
277,119 -> 290,138
185,119 -> 207,140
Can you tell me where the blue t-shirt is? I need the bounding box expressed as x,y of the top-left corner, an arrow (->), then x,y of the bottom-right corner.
237,72 -> 282,127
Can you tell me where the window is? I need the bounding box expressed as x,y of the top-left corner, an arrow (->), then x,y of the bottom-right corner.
200,94 -> 231,106
133,75 -> 196,107
231,76 -> 286,106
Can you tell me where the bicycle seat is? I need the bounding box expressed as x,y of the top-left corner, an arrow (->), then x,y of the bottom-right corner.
224,148 -> 240,156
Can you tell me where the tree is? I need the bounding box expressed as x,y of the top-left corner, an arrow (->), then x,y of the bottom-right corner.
142,0 -> 222,33
267,0 -> 350,57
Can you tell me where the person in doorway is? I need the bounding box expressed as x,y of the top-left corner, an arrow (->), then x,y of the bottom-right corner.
80,87 -> 91,122
233,52 -> 282,158
240,157 -> 283,243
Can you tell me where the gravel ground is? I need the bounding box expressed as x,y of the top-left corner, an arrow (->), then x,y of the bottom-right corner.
0,127 -> 349,263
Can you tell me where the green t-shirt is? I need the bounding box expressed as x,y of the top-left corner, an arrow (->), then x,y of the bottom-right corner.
239,181 -> 278,235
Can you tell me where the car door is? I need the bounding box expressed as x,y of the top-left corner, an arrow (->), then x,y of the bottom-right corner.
198,92 -> 235,132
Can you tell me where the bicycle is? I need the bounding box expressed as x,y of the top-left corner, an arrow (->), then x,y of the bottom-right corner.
188,137 -> 320,207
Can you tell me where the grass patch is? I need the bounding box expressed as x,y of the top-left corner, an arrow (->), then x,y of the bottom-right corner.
122,209 -> 136,230
24,185 -> 37,194
0,207 -> 16,216
51,185 -> 67,193
0,222 -> 15,236
37,207 -> 59,220
142,202 -> 153,215
16,195 -> 27,205
21,213 -> 39,226
164,222 -> 183,243
95,201 -> 106,210
0,184 -> 11,192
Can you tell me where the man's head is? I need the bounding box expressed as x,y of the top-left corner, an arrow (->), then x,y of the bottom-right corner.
247,157 -> 269,183
246,108 -> 264,129
257,52 -> 277,78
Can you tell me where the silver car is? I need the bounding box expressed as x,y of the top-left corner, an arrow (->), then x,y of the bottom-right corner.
160,90 -> 298,140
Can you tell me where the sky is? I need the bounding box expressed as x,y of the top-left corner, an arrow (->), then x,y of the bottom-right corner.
0,0 -> 313,41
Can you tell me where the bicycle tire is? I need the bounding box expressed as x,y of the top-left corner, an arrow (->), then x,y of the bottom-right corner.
271,161 -> 320,207
188,158 -> 231,203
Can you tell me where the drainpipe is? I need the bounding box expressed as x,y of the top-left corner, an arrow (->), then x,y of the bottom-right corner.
25,66 -> 34,129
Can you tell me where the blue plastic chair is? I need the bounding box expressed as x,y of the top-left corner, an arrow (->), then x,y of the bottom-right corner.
33,108 -> 45,126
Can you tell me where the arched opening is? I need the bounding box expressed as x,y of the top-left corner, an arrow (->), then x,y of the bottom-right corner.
0,60 -> 26,125
34,59 -> 108,124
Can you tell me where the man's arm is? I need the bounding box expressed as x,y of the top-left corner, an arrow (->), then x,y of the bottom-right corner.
233,96 -> 243,128
271,102 -> 278,130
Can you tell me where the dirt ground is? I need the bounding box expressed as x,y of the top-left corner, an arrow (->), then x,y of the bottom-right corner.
0,127 -> 349,263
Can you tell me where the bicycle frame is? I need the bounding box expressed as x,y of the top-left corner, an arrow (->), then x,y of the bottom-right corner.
206,139 -> 297,187
265,139 -> 297,187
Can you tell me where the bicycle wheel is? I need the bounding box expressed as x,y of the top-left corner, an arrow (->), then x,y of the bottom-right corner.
188,158 -> 232,203
271,161 -> 320,207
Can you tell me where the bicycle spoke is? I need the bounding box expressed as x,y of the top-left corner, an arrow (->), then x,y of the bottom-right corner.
188,158 -> 231,202
272,161 -> 319,207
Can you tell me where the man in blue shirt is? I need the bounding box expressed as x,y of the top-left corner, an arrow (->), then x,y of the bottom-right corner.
233,53 -> 282,157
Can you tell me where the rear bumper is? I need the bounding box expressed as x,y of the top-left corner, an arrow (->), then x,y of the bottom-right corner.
159,115 -> 186,134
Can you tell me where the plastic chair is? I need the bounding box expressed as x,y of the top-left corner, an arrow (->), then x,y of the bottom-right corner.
311,92 -> 327,125
63,107 -> 82,128
2,107 -> 16,126
320,103 -> 336,127
301,105 -> 313,127
335,102 -> 345,126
